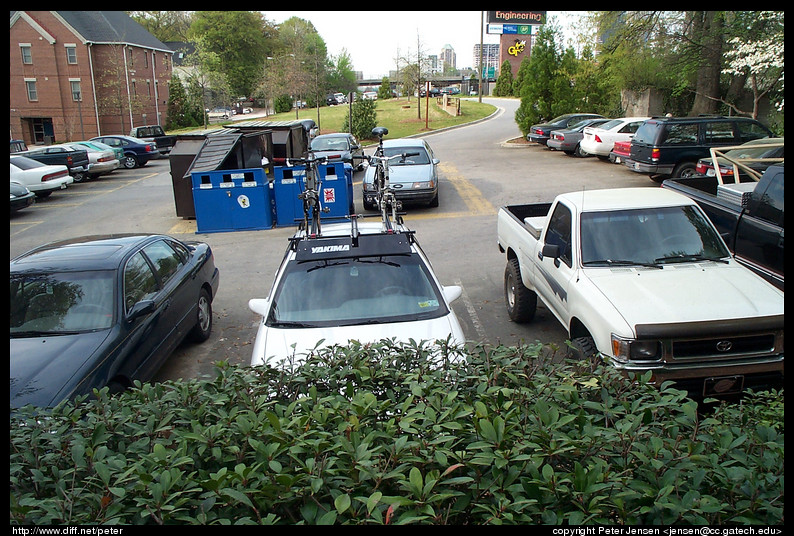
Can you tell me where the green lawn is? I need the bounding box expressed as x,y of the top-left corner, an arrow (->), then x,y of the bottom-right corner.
236,97 -> 497,142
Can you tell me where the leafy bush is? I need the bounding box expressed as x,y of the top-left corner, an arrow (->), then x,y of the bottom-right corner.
10,340 -> 783,525
343,98 -> 377,141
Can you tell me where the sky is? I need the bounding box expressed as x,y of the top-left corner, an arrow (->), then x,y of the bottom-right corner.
263,11 -> 579,80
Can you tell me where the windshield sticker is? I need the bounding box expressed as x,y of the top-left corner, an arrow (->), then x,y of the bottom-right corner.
418,300 -> 438,308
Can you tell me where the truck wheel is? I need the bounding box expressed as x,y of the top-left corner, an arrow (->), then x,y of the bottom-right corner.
504,258 -> 536,323
567,336 -> 599,363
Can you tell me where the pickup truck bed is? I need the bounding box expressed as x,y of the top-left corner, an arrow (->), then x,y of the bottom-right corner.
14,146 -> 90,181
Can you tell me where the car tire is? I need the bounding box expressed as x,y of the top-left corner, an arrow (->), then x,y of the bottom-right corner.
672,161 -> 697,178
187,288 -> 213,343
362,197 -> 376,211
123,155 -> 139,169
428,193 -> 439,208
72,171 -> 86,183
504,258 -> 536,323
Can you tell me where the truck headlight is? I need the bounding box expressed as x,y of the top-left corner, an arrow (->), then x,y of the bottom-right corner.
611,334 -> 661,362
412,180 -> 435,189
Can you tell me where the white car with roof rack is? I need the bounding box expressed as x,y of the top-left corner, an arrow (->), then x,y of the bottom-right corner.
248,217 -> 466,367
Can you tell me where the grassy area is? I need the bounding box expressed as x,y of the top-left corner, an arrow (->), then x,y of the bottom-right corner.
236,97 -> 497,142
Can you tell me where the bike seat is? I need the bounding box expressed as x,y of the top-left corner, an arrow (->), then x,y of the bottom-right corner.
371,127 -> 389,138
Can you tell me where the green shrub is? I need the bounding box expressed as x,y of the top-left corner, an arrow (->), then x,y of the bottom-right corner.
10,340 -> 784,525
343,98 -> 377,141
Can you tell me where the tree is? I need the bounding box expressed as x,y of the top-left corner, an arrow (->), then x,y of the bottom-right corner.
128,11 -> 192,42
188,11 -> 272,98
514,25 -> 567,134
493,61 -> 514,97
344,99 -> 377,140
377,77 -> 393,100
722,11 -> 784,119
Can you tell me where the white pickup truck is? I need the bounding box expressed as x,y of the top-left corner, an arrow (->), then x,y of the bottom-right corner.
496,187 -> 784,397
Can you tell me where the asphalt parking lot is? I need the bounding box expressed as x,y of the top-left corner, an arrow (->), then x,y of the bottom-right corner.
10,98 -> 658,384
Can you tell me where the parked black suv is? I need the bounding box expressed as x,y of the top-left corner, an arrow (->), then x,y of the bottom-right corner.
624,115 -> 773,181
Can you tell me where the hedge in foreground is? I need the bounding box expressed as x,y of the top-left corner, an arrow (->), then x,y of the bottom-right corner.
10,340 -> 784,525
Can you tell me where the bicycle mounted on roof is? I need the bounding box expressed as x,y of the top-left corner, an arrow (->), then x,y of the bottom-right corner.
286,151 -> 329,237
352,126 -> 420,231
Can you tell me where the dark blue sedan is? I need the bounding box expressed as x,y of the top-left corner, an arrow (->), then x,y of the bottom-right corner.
10,234 -> 220,409
89,135 -> 159,169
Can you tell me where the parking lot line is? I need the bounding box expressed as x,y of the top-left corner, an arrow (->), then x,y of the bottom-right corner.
440,162 -> 495,216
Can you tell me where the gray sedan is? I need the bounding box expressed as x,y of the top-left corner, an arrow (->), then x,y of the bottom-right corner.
310,133 -> 364,170
547,118 -> 611,157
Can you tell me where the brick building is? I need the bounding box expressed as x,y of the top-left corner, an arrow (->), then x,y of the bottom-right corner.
10,11 -> 174,146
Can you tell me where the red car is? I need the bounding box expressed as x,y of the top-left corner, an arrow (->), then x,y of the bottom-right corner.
609,140 -> 632,164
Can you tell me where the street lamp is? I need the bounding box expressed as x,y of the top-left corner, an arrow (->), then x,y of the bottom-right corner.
73,90 -> 85,139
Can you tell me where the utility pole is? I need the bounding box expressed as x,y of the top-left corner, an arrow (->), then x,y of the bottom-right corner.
479,11 -> 484,103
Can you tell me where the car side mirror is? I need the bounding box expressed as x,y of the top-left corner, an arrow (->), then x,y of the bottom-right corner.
248,298 -> 270,317
442,285 -> 462,304
126,299 -> 155,321
432,158 -> 440,165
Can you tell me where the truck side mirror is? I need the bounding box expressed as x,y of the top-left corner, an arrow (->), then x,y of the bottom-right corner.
541,244 -> 560,259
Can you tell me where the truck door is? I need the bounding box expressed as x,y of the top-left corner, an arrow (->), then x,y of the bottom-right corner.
534,203 -> 576,326
734,168 -> 784,286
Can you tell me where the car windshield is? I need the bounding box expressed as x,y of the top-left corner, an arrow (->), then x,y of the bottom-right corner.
383,146 -> 430,165
311,137 -> 349,151
268,254 -> 448,327
580,206 -> 730,266
10,271 -> 116,335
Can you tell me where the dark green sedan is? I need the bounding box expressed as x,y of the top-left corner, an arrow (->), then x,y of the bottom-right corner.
10,234 -> 220,409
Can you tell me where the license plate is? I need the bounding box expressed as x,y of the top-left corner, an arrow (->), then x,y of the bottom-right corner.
615,157 -> 622,163
703,375 -> 744,396
634,162 -> 640,170
706,169 -> 716,176
61,183 -> 67,189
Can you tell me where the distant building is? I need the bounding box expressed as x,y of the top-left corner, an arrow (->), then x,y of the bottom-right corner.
10,11 -> 174,145
473,43 -> 500,78
440,44 -> 456,72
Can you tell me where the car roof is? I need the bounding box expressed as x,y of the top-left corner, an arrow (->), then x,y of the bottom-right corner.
314,133 -> 350,139
10,234 -> 165,272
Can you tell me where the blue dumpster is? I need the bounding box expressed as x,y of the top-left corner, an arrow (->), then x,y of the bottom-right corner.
272,165 -> 307,227
272,163 -> 354,227
191,168 -> 273,233
317,162 -> 354,220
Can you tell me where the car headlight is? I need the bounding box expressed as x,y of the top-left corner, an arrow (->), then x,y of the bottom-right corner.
611,334 -> 661,362
412,180 -> 435,189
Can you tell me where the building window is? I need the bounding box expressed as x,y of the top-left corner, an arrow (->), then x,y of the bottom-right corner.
147,80 -> 152,97
70,80 -> 82,101
128,47 -> 134,67
25,79 -> 38,101
65,45 -> 77,64
144,51 -> 149,69
20,44 -> 32,64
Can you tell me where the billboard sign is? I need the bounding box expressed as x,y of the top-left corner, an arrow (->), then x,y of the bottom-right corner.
487,11 -> 546,25
487,23 -> 535,35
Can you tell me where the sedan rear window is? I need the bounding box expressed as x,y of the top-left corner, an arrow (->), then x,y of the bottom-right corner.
383,146 -> 430,165
10,156 -> 45,170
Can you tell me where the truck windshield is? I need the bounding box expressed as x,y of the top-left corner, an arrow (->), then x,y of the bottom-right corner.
580,206 -> 730,266
268,254 -> 448,327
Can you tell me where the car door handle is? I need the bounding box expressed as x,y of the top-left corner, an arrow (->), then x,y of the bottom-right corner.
162,298 -> 171,311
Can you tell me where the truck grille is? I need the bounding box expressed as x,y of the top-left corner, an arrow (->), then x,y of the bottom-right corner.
672,334 -> 776,360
